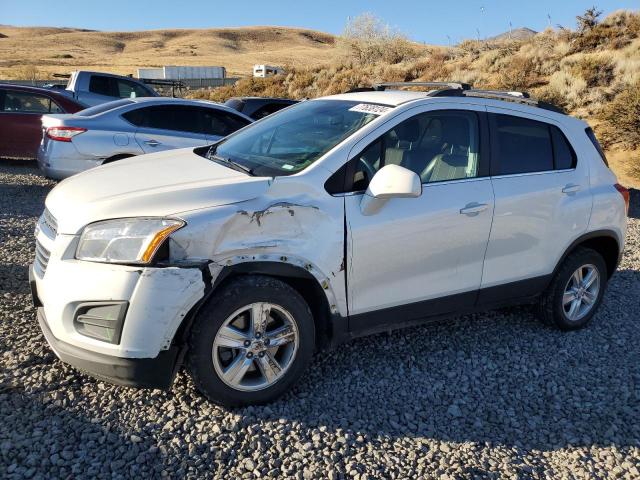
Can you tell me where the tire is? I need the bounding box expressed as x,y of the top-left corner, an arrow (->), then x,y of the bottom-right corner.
187,275 -> 315,407
538,247 -> 608,330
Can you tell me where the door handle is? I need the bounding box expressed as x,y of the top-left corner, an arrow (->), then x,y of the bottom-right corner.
144,139 -> 161,147
562,183 -> 581,194
460,202 -> 489,216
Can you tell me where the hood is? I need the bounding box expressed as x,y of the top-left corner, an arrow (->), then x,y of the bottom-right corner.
46,148 -> 271,234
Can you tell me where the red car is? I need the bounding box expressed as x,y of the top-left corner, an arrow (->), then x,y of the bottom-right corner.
0,84 -> 85,159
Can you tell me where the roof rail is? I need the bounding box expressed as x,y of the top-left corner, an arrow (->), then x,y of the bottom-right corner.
462,90 -> 538,106
373,81 -> 471,91
460,89 -> 565,113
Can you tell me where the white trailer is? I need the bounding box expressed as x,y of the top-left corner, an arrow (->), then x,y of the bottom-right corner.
137,66 -> 226,80
253,65 -> 285,78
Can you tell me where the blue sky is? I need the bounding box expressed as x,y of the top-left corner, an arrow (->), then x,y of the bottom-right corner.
1,0 -> 637,44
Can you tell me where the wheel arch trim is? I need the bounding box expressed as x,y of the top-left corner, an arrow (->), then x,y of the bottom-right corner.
553,229 -> 622,279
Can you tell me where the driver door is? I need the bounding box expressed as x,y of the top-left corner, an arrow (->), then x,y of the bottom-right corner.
343,105 -> 494,331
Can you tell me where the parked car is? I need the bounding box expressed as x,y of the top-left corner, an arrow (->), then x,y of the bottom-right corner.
0,84 -> 84,159
37,97 -> 254,179
32,82 -> 628,407
63,70 -> 159,107
224,97 -> 298,120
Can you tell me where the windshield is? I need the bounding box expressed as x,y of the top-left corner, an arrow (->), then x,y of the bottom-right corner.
76,99 -> 134,117
205,99 -> 386,176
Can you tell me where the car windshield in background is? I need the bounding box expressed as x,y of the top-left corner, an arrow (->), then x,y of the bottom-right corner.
76,99 -> 135,117
206,100 -> 387,176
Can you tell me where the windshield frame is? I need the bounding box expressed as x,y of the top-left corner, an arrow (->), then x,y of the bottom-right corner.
201,99 -> 393,177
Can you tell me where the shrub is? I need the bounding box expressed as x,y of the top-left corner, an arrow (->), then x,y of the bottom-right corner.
599,81 -> 640,148
540,70 -> 588,109
340,13 -> 419,65
570,55 -> 614,87
571,8 -> 640,52
496,56 -> 540,90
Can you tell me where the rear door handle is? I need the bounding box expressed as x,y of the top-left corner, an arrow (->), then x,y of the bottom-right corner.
562,183 -> 581,194
144,139 -> 161,147
460,202 -> 489,216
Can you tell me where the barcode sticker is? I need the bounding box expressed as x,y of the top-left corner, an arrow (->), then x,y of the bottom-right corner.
348,104 -> 393,115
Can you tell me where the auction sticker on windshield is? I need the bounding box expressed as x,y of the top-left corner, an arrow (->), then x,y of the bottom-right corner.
348,104 -> 393,115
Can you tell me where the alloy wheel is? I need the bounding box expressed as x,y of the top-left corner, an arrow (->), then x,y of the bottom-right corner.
212,302 -> 299,391
562,264 -> 600,322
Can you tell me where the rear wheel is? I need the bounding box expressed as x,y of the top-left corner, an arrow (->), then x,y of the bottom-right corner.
187,275 -> 314,406
538,247 -> 608,330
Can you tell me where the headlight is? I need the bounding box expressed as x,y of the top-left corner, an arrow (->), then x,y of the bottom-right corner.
76,218 -> 184,264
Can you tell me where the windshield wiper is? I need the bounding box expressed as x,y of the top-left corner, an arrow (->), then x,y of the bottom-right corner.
210,154 -> 254,176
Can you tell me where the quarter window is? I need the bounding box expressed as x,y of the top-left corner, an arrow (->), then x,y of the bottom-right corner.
550,126 -> 577,170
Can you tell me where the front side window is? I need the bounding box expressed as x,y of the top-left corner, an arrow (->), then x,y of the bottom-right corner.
205,100 -> 383,176
341,110 -> 481,192
117,79 -> 151,99
1,91 -> 57,113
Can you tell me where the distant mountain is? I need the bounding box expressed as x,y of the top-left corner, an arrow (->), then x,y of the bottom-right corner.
487,27 -> 538,42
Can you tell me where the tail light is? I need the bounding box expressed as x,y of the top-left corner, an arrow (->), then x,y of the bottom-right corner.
46,126 -> 86,142
614,183 -> 630,215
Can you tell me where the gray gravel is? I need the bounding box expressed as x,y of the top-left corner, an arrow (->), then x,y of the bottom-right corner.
1,160 -> 639,479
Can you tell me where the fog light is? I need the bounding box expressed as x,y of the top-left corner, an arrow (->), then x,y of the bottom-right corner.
73,302 -> 128,344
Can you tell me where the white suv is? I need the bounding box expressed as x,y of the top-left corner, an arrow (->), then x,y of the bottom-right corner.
31,82 -> 629,406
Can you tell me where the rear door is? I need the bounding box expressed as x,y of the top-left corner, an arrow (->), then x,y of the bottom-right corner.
343,104 -> 494,330
126,105 -> 208,153
0,89 -> 63,158
479,108 -> 591,301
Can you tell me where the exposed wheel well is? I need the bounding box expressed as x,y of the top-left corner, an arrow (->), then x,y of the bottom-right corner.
567,234 -> 620,278
212,264 -> 335,350
103,153 -> 135,164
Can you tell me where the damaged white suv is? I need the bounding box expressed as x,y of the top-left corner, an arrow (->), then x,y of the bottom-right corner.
32,82 -> 629,406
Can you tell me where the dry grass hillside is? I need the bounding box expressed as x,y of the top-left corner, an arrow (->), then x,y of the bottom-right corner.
191,10 -> 640,186
0,25 -> 341,77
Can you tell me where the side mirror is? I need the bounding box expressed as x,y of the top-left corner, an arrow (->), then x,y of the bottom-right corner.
360,164 -> 422,215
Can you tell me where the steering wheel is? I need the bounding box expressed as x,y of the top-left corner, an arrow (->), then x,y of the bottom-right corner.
358,158 -> 377,182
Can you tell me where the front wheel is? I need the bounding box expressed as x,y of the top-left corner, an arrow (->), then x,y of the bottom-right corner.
538,247 -> 608,330
187,275 -> 315,407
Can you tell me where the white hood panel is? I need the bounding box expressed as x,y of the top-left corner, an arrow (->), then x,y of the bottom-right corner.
46,148 -> 271,234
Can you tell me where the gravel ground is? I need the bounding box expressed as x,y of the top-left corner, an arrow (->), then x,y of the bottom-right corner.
1,161 -> 639,479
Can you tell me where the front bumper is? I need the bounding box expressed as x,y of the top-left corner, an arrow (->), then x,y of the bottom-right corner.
31,230 -> 206,360
37,307 -> 180,389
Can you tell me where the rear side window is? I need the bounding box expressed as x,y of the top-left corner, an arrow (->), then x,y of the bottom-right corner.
585,127 -> 609,166
200,109 -> 250,136
89,75 -> 114,96
251,103 -> 290,120
123,105 -> 201,134
1,90 -> 60,113
491,114 -> 553,175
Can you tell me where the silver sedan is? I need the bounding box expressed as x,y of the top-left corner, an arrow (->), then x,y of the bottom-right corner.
37,97 -> 254,179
